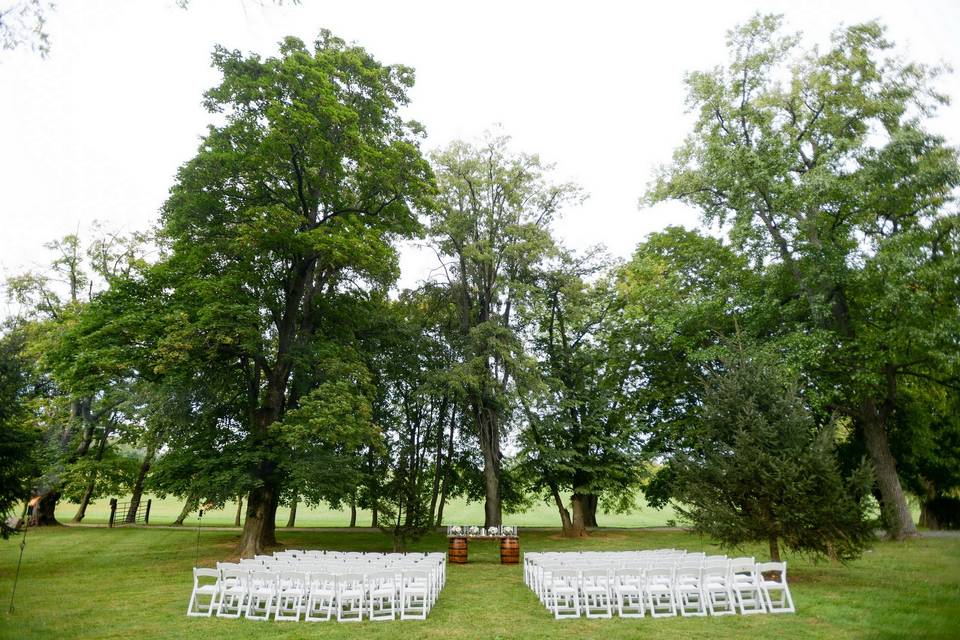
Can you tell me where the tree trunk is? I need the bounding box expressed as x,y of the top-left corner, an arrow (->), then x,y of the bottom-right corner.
286,494 -> 298,528
475,397 -> 502,527
552,487 -> 575,536
239,483 -> 275,558
72,427 -> 110,523
917,478 -> 938,530
125,444 -> 156,524
71,478 -> 96,523
584,493 -> 599,528
263,489 -> 279,546
371,505 -> 378,528
32,490 -> 61,526
859,399 -> 917,539
234,497 -> 243,527
173,493 -> 198,526
768,533 -> 781,562
436,406 -> 456,527
568,493 -> 588,538
349,492 -> 357,528
918,501 -> 939,530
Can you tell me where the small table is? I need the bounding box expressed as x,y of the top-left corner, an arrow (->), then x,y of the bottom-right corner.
448,536 -> 519,565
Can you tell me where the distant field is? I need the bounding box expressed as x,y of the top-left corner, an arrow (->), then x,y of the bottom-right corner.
56,494 -> 678,528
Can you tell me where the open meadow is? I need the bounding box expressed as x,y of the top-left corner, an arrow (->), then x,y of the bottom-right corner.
1,526 -> 957,640
50,495 -> 679,529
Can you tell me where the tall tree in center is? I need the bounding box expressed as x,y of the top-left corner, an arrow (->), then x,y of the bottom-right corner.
429,135 -> 580,526
159,32 -> 433,556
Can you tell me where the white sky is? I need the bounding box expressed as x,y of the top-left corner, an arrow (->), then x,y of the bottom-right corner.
2,0 -> 959,300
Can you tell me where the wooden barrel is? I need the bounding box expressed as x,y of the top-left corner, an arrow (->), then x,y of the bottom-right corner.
500,537 -> 519,564
448,537 -> 468,564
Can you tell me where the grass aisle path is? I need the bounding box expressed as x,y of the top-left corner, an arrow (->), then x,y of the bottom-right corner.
1,527 -> 958,639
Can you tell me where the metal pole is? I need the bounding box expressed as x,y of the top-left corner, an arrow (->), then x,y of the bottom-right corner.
194,508 -> 204,568
8,501 -> 31,614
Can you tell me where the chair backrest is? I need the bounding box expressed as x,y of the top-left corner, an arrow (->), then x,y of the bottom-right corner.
249,570 -> 276,587
756,561 -> 786,583
220,568 -> 249,587
728,560 -> 758,584
337,573 -> 364,591
702,566 -> 728,583
675,566 -> 702,583
367,570 -> 396,588
279,571 -> 306,588
194,567 -> 219,584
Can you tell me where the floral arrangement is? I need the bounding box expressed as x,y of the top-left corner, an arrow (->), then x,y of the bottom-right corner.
487,526 -> 500,536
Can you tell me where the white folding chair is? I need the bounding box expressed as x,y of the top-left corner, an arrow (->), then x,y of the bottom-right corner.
674,566 -> 706,616
702,565 -> 736,616
729,559 -> 766,614
275,571 -> 307,621
581,569 -> 613,618
645,566 -> 677,617
336,573 -> 365,622
304,572 -> 336,622
549,568 -> 581,619
187,568 -> 220,617
216,568 -> 249,618
245,571 -> 278,620
613,567 -> 645,618
366,570 -> 397,621
758,562 -> 795,613
400,569 -> 430,620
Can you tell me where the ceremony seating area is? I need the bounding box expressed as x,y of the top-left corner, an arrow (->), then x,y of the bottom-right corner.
187,549 -> 446,622
524,549 -> 794,619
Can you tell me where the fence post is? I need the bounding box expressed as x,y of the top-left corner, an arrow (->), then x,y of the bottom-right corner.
108,498 -> 117,528
144,499 -> 152,525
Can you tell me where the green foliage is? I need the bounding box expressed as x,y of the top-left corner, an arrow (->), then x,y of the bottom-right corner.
667,354 -> 874,561
646,13 -> 960,537
515,248 -> 646,527
0,323 -> 43,537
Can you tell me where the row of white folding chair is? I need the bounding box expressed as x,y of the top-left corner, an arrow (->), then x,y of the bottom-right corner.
531,560 -> 793,619
188,567 -> 438,621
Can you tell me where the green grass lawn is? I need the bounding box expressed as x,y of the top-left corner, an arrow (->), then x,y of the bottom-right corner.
1,526 -> 957,639
54,494 -> 679,529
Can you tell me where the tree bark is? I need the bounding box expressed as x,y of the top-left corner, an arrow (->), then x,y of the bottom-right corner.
349,492 -> 357,528
859,399 -> 917,539
234,497 -> 243,527
769,533 -> 781,562
125,443 -> 156,523
436,406 -> 456,527
173,493 -> 198,526
584,493 -> 599,528
263,490 -> 279,546
239,482 -> 276,557
475,396 -> 502,527
568,493 -> 588,538
72,426 -> 110,523
32,490 -> 61,526
552,487 -> 575,536
71,479 -> 96,524
428,399 -> 449,525
286,494 -> 298,528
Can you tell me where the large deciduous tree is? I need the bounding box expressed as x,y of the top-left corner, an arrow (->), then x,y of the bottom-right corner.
429,134 -> 581,526
516,249 -> 645,537
648,15 -> 960,539
157,32 -> 432,556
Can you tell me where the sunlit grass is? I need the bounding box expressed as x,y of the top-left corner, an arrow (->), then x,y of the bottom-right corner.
1,526 -> 957,639
54,494 -> 679,529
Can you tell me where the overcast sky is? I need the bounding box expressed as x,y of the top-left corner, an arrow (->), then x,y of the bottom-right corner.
2,0 -> 959,301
